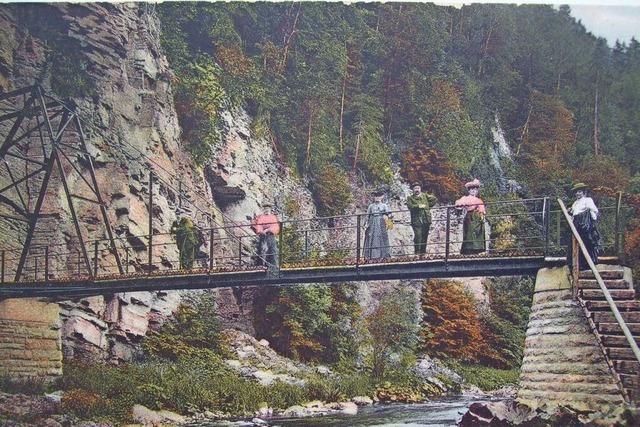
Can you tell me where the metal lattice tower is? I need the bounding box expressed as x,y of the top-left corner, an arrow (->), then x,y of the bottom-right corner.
0,84 -> 123,281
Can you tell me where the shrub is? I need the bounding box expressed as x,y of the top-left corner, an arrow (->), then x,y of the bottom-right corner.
445,360 -> 520,391
421,280 -> 489,362
311,165 -> 353,217
61,388 -> 110,420
0,372 -> 52,395
253,283 -> 361,365
173,58 -> 226,165
143,293 -> 225,360
366,289 -> 420,379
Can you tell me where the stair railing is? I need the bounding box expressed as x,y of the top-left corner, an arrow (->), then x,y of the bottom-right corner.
558,198 -> 640,365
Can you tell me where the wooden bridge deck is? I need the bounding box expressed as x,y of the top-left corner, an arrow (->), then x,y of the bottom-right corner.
0,253 -> 567,299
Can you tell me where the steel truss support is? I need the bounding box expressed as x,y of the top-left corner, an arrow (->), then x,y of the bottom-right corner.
0,84 -> 123,281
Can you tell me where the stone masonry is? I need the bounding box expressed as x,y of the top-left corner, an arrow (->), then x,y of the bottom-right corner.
0,299 -> 62,378
517,266 -> 624,411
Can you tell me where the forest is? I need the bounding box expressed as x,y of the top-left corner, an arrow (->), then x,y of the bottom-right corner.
158,2 -> 640,203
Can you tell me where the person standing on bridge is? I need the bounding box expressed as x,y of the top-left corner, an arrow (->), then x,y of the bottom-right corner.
363,190 -> 392,260
171,217 -> 204,269
567,183 -> 601,270
406,182 -> 437,255
455,179 -> 486,255
251,202 -> 280,270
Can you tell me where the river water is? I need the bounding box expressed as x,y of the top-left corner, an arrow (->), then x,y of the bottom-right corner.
193,396 -> 493,427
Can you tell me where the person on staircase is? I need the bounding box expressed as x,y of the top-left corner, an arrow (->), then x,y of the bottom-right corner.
455,179 -> 487,255
251,202 -> 280,271
567,182 -> 601,270
406,182 -> 437,255
171,217 -> 204,269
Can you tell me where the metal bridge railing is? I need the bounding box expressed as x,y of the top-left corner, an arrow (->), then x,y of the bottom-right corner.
0,196 -> 627,284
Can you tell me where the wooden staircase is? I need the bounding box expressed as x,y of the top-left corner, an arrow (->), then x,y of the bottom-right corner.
578,267 -> 640,404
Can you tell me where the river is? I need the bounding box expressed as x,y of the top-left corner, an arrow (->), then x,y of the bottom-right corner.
191,396 -> 494,427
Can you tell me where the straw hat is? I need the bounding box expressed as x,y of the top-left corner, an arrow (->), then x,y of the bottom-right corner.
464,178 -> 481,189
571,182 -> 588,192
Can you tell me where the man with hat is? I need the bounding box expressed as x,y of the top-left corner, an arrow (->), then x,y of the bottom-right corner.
406,182 -> 438,255
567,182 -> 601,269
251,202 -> 281,270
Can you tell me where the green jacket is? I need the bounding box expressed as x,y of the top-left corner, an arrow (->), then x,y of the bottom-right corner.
406,192 -> 437,225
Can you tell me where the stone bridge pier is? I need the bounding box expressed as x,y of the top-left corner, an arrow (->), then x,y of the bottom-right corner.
0,298 -> 62,379
518,266 -> 624,410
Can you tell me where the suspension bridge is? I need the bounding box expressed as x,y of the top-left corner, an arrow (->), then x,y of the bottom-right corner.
0,85 -> 630,298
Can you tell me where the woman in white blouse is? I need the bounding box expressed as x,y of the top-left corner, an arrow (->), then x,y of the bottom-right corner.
568,183 -> 602,269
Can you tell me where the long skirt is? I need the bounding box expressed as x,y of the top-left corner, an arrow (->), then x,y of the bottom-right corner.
461,211 -> 486,255
567,211 -> 601,270
364,216 -> 390,259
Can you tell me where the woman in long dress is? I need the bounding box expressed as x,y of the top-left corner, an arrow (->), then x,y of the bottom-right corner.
455,179 -> 486,255
363,191 -> 391,260
567,182 -> 601,269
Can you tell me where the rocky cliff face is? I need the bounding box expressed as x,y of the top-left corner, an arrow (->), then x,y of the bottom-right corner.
0,3 -> 215,361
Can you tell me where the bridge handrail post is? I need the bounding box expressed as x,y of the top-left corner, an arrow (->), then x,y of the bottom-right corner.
93,240 -> 99,276
543,197 -> 550,257
45,246 -> 49,281
1,250 -> 4,284
615,191 -> 622,260
304,229 -> 309,260
279,221 -> 284,271
125,249 -> 129,274
356,214 -> 361,269
148,170 -> 153,273
238,237 -> 242,267
209,228 -> 214,270
445,207 -> 450,262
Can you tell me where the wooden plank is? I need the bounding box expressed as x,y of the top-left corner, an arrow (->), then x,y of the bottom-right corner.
613,360 -> 640,375
608,347 -> 638,360
578,279 -> 629,290
600,334 -> 640,347
586,300 -> 640,311
598,323 -> 640,335
579,270 -> 624,280
580,289 -> 636,300
591,312 -> 640,323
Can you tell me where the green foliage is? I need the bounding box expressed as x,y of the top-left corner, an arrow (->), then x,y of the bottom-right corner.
445,360 -> 520,391
173,59 -> 226,165
0,372 -> 53,395
61,356 -> 309,421
143,293 -> 225,360
366,289 -> 420,379
311,164 -> 353,217
253,284 -> 362,365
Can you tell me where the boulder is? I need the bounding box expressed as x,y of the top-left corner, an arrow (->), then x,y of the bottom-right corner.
131,404 -> 186,426
282,405 -> 306,417
351,396 -> 374,406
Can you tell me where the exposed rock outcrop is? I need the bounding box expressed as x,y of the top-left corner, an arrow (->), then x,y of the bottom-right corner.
0,3 -> 213,361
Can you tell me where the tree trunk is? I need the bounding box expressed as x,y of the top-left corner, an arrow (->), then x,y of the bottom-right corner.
517,103 -> 533,156
594,81 -> 600,156
353,120 -> 362,170
280,2 -> 301,72
339,73 -> 347,154
306,110 -> 313,166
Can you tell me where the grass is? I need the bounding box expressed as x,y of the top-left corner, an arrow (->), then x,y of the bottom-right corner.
444,360 -> 520,391
0,372 -> 57,395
